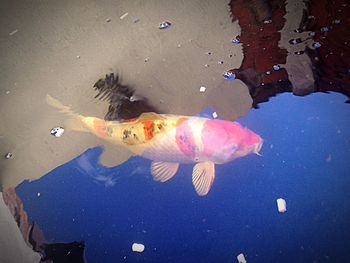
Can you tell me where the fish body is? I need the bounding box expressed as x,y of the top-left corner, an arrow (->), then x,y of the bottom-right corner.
47,95 -> 263,195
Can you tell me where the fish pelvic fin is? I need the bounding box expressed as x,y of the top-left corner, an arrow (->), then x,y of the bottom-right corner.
151,161 -> 179,182
46,94 -> 89,132
192,161 -> 215,196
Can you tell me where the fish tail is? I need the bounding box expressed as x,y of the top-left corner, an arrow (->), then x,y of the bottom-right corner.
46,94 -> 88,132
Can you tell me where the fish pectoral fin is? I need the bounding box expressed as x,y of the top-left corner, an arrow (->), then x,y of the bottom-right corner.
151,161 -> 179,182
192,161 -> 215,196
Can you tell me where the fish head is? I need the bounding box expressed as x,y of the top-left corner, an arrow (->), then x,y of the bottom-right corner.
201,119 -> 263,163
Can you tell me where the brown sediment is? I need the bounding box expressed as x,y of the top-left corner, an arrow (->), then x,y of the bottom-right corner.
300,0 -> 350,102
229,0 -> 291,107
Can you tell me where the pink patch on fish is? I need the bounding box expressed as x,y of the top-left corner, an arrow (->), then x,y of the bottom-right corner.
175,120 -> 196,158
201,120 -> 246,157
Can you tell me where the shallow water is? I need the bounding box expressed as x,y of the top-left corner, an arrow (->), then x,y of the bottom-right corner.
16,92 -> 350,262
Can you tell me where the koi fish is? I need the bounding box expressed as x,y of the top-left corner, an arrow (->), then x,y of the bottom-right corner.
46,95 -> 263,196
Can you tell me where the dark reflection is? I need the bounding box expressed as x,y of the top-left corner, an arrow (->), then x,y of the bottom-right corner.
94,73 -> 160,121
40,241 -> 85,263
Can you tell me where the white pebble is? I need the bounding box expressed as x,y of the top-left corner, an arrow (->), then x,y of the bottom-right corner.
50,127 -> 65,137
9,29 -> 18,36
276,198 -> 287,213
132,243 -> 145,253
199,86 -> 206,92
37,192 -> 41,197
237,253 -> 247,263
120,12 -> 129,20
212,112 -> 218,119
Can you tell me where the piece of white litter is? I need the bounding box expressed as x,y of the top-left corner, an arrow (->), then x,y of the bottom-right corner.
50,127 -> 65,137
276,198 -> 287,213
212,112 -> 218,119
199,86 -> 206,93
9,29 -> 18,36
237,253 -> 247,263
120,12 -> 129,20
132,243 -> 145,253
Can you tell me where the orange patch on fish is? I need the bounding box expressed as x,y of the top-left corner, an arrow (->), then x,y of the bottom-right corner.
93,119 -> 107,138
143,121 -> 155,140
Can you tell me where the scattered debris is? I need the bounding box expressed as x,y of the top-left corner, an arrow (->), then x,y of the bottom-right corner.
37,192 -> 41,197
9,29 -> 18,36
106,18 -> 112,23
159,21 -> 171,30
223,71 -> 236,80
294,51 -> 304,55
263,19 -> 272,24
289,38 -> 303,45
205,51 -> 212,55
237,253 -> 247,263
312,42 -> 321,49
132,243 -> 145,253
320,27 -> 329,33
273,64 -> 281,71
76,55 -> 81,59
4,152 -> 13,159
133,18 -> 140,23
204,64 -> 209,67
50,127 -> 65,137
212,112 -> 218,119
276,198 -> 287,213
120,12 -> 129,20
144,57 -> 149,62
218,61 -> 224,64
266,71 -> 271,75
294,28 -> 303,33
231,37 -> 240,44
5,90 -> 10,95
332,19 -> 341,24
308,31 -> 316,37
199,86 -> 206,93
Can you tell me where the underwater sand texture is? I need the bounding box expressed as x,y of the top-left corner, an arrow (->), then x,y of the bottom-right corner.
0,0 -> 252,189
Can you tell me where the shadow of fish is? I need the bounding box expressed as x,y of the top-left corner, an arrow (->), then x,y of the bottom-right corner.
46,95 -> 263,196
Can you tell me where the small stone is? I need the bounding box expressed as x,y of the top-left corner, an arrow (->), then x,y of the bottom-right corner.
5,90 -> 10,94
144,58 -> 149,62
5,153 -> 13,159
266,71 -> 271,75
159,21 -> 171,30
276,198 -> 287,213
313,42 -> 321,48
50,127 -> 65,137
37,192 -> 41,197
263,19 -> 272,24
223,71 -> 236,80
308,31 -> 316,37
9,29 -> 18,36
132,243 -> 145,252
212,112 -> 218,119
320,27 -> 329,33
273,64 -> 281,71
120,12 -> 129,20
333,19 -> 341,24
231,37 -> 240,44
76,55 -> 80,59
218,61 -> 224,64
133,18 -> 140,23
205,51 -> 212,55
106,18 -> 112,23
237,253 -> 247,263
199,86 -> 206,93
204,64 -> 209,67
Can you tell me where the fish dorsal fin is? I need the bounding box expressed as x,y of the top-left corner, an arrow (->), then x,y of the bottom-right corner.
192,161 -> 215,196
151,161 -> 179,182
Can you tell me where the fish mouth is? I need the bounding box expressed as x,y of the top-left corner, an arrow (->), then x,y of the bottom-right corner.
254,140 -> 263,156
